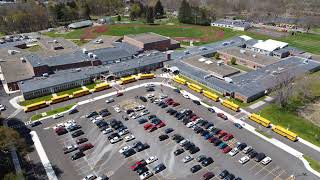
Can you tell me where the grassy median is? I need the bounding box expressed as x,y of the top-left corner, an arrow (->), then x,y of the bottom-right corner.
20,95 -> 53,106
31,104 -> 76,121
303,155 -> 320,173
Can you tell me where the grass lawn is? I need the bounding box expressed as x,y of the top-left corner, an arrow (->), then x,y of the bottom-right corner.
230,63 -> 254,72
20,94 -> 53,106
26,45 -> 42,52
31,104 -> 75,121
259,104 -> 320,147
303,155 -> 320,173
56,87 -> 83,96
43,28 -> 86,39
71,39 -> 89,46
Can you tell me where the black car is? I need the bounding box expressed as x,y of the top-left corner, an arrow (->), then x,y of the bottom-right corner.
169,110 -> 177,115
160,104 -> 168,108
123,148 -> 136,158
219,170 -> 229,179
146,87 -> 155,92
85,111 -> 98,118
107,133 -> 120,140
148,115 -> 157,120
211,128 -> 221,135
214,139 -> 222,146
76,138 -> 88,145
234,177 -> 242,180
201,130 -> 209,136
71,151 -> 85,160
173,135 -> 184,143
122,115 -> 129,121
166,108 -> 174,113
159,134 -> 169,141
174,112 -> 181,118
137,166 -> 149,175
30,121 -> 42,127
69,108 -> 79,114
164,128 -> 174,134
192,100 -> 201,105
97,121 -> 108,128
126,109 -> 134,114
182,118 -> 191,125
151,118 -> 161,125
189,146 -> 200,154
190,165 -> 202,173
138,118 -> 148,124
237,143 -> 247,151
174,148 -> 185,156
139,96 -> 147,102
248,150 -> 258,159
132,141 -> 143,148
204,123 -> 214,129
201,157 -> 214,166
177,114 -> 185,120
153,163 -> 166,174
100,110 -> 111,117
71,130 -> 84,138
196,155 -> 206,162
208,108 -> 215,113
135,143 -> 149,152
254,153 -> 266,162
225,173 -> 235,180
173,89 -> 180,93
184,143 -> 195,150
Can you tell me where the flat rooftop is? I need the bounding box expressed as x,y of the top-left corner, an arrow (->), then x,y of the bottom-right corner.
125,32 -> 169,44
82,35 -> 122,51
183,55 -> 240,78
0,59 -> 34,83
218,47 -> 281,66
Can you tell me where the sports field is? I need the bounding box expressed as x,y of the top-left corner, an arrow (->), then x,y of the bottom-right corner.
43,23 -> 320,54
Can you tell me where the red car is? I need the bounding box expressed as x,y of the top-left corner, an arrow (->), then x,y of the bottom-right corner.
223,134 -> 234,141
130,160 -> 147,171
79,143 -> 94,152
208,137 -> 216,143
217,113 -> 228,120
217,130 -> 227,138
156,121 -> 166,128
144,123 -> 153,130
116,92 -> 123,97
222,146 -> 232,154
55,127 -> 67,135
167,101 -> 175,105
164,98 -> 173,103
172,102 -> 180,107
191,115 -> 199,121
149,125 -> 157,132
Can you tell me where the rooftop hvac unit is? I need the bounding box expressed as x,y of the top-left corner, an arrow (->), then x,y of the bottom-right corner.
252,54 -> 257,58
75,68 -> 81,72
224,77 -> 233,83
217,61 -> 223,66
20,57 -> 26,63
88,52 -> 93,58
82,48 -> 88,54
198,58 -> 206,62
92,54 -> 97,59
303,59 -> 309,64
205,60 -> 213,64
53,39 -> 58,43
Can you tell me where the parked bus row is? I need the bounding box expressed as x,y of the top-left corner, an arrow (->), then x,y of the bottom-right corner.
173,76 -> 298,142
24,74 -> 155,112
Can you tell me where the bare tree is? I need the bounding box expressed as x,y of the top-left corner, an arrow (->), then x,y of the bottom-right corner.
272,71 -> 295,109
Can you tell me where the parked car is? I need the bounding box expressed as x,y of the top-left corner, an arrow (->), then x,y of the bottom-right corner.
123,148 -> 136,158
201,157 -> 213,166
125,134 -> 135,142
228,148 -> 239,156
261,157 -> 272,165
82,174 -> 97,180
153,163 -> 166,174
202,172 -> 215,180
79,143 -> 94,152
182,155 -> 194,163
223,134 -> 234,141
248,150 -> 258,159
237,143 -> 247,151
0,104 -> 6,111
242,146 -> 253,154
105,98 -> 115,103
139,171 -> 153,180
146,156 -> 158,164
208,108 -> 215,113
85,111 -> 98,118
71,130 -> 84,138
218,170 -> 229,179
190,165 -> 202,173
234,123 -> 243,129
239,156 -> 250,164
63,145 -> 78,154
174,148 -> 185,156
217,113 -> 228,120
222,146 -> 232,154
76,138 -> 88,145
164,128 -> 174,134
53,113 -> 63,119
69,108 -> 79,114
138,118 -> 148,124
254,153 -> 266,162
192,100 -> 201,105
159,134 -> 169,141
196,155 -> 207,162
139,96 -> 147,102
30,121 -> 42,127
71,151 -> 85,160
116,92 -> 123,97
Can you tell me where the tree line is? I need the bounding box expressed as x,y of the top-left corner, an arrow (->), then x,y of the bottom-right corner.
178,0 -> 211,26
129,0 -> 165,24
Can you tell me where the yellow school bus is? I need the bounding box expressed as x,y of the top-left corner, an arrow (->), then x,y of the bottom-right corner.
72,89 -> 89,98
50,94 -> 70,104
221,100 -> 240,112
138,73 -> 155,80
173,76 -> 187,85
24,101 -> 48,112
272,125 -> 298,141
93,83 -> 110,92
119,76 -> 137,85
202,90 -> 219,102
188,83 -> 203,93
249,113 -> 271,127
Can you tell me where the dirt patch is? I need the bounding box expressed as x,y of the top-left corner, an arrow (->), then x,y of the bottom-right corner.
249,27 -> 289,38
80,25 -> 109,40
298,100 -> 320,127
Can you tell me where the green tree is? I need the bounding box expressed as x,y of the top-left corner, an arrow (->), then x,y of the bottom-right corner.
154,0 -> 164,19
146,7 -> 154,24
178,0 -> 192,24
0,127 -> 26,153
117,15 -> 121,21
231,57 -> 236,65
130,3 -> 142,20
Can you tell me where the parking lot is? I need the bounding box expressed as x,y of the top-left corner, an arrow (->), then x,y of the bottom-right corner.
30,84 -> 316,180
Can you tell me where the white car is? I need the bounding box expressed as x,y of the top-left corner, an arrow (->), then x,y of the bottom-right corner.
113,106 -> 121,113
82,174 -> 97,180
119,145 -> 131,154
182,155 -> 194,163
159,94 -> 168,99
92,117 -> 103,123
186,122 -> 196,128
110,136 -> 122,144
139,171 -> 153,180
0,104 -> 6,111
102,128 -> 113,134
179,139 -> 189,146
208,126 -> 215,131
228,148 -> 239,156
239,156 -> 250,164
105,98 -> 115,103
53,113 -> 63,119
119,129 -> 130,136
261,157 -> 272,165
132,113 -> 141,119
153,99 -> 161,104
146,94 -> 154,99
140,110 -> 150,116
146,156 -> 158,164
129,112 -> 136,117
183,94 -> 190,99
124,134 -> 135,142
242,146 -> 253,154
